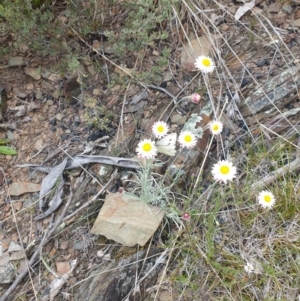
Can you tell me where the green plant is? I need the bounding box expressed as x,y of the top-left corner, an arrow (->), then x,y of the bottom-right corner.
0,139 -> 17,155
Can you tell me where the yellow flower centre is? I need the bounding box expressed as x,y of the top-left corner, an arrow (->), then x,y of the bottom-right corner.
184,135 -> 192,143
213,124 -> 219,131
202,58 -> 211,67
220,165 -> 230,175
264,195 -> 271,203
142,142 -> 152,152
157,125 -> 164,133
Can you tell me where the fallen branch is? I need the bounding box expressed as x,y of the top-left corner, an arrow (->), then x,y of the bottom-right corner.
250,157 -> 300,190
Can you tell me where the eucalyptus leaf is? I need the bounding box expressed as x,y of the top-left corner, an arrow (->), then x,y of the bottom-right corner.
0,146 -> 17,155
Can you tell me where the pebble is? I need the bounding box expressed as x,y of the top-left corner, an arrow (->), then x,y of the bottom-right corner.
256,59 -> 266,67
6,130 -> 14,141
12,201 -> 23,211
35,90 -> 43,100
282,4 -> 292,14
93,88 -> 100,96
8,241 -> 22,252
5,155 -> 13,162
8,57 -> 24,67
73,241 -> 85,250
46,99 -> 54,106
0,239 -> 10,251
34,139 -> 44,151
24,67 -> 41,80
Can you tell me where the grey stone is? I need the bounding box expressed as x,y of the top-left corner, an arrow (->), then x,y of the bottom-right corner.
8,57 -> 24,67
0,263 -> 16,284
8,241 -> 22,252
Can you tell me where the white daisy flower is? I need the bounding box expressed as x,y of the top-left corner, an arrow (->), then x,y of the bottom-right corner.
152,121 -> 169,138
195,55 -> 216,73
209,120 -> 223,135
258,190 -> 276,209
212,160 -> 237,184
244,262 -> 254,274
178,131 -> 197,149
136,139 -> 157,159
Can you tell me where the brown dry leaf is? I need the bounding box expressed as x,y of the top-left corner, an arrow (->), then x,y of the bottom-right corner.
56,261 -> 71,276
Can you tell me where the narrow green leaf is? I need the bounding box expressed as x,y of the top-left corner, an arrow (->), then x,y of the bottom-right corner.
0,146 -> 17,155
0,139 -> 11,145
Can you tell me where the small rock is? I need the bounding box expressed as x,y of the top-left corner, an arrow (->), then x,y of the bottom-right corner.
110,85 -> 121,92
0,252 -> 10,265
56,261 -> 70,276
87,65 -> 96,76
13,88 -> 28,99
26,84 -> 34,90
9,182 -> 41,196
8,241 -> 22,252
6,130 -> 14,141
5,155 -> 13,162
60,241 -> 68,250
92,88 -> 100,96
73,241 -> 85,250
8,57 -> 24,67
267,0 -> 282,13
42,73 -> 62,82
51,89 -> 60,100
46,99 -> 54,106
0,239 -> 10,252
256,59 -> 266,67
17,259 -> 27,274
290,19 -> 300,27
170,114 -> 187,125
91,192 -> 165,247
24,67 -> 41,80
34,139 -> 44,151
282,4 -> 292,14
0,263 -> 16,283
12,201 -> 23,211
162,71 -> 172,82
9,250 -> 25,260
97,250 -> 105,258
55,113 -> 63,121
221,24 -> 230,31
35,90 -> 43,100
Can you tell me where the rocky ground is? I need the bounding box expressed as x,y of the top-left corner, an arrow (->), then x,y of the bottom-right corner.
1,0 -> 300,300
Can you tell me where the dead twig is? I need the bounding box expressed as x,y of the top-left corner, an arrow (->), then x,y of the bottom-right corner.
250,157 -> 300,190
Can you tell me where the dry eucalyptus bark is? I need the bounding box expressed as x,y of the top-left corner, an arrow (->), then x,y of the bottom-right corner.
73,248 -> 162,301
238,65 -> 300,126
